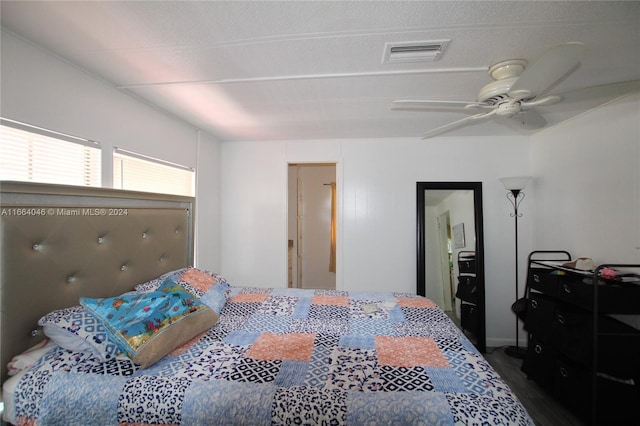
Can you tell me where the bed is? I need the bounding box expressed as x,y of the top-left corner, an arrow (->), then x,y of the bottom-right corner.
1,182 -> 533,425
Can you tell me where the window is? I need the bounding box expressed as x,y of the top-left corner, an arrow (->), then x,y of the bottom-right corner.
0,119 -> 101,186
113,148 -> 195,197
0,119 -> 195,197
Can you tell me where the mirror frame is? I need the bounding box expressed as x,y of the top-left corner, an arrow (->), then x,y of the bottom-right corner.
416,181 -> 486,353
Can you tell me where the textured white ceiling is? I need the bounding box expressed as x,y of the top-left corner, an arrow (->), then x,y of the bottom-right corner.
1,1 -> 639,141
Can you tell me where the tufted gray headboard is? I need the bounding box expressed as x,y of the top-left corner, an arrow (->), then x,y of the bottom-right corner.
0,181 -> 195,384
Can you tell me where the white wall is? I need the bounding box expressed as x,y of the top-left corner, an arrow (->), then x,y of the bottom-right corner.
1,30 -> 222,270
195,131 -> 222,271
220,136 -> 533,346
531,92 -> 640,264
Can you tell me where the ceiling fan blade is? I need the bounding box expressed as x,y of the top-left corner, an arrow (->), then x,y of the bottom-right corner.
556,79 -> 640,104
392,99 -> 488,110
508,109 -> 547,130
422,110 -> 497,139
521,95 -> 562,108
509,42 -> 585,100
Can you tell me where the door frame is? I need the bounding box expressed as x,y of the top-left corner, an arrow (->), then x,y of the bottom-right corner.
288,163 -> 337,290
437,211 -> 453,311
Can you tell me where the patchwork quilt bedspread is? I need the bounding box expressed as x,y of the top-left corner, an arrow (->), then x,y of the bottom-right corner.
12,287 -> 533,425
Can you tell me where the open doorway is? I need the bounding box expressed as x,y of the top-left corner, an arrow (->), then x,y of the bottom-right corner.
288,163 -> 336,290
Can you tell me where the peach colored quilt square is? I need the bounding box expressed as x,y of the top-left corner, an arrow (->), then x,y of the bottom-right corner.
375,336 -> 449,368
246,333 -> 316,361
179,268 -> 217,292
311,295 -> 350,306
397,297 -> 437,309
230,293 -> 270,303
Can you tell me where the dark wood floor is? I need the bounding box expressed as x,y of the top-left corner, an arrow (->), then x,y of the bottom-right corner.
483,347 -> 585,426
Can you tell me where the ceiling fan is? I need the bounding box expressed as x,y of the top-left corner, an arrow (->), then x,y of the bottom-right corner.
392,42 -> 592,139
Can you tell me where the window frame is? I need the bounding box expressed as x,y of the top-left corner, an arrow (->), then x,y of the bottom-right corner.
113,147 -> 195,197
0,118 -> 101,187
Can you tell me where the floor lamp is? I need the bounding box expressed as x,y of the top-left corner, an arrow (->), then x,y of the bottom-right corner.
500,176 -> 531,359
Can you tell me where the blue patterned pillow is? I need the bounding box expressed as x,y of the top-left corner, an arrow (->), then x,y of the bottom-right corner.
80,283 -> 219,368
133,268 -> 188,293
38,306 -> 123,361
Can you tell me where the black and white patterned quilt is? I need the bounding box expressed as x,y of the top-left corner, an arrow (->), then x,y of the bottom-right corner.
12,287 -> 533,425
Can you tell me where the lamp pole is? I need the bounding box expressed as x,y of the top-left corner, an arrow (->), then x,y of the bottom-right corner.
504,188 -> 527,359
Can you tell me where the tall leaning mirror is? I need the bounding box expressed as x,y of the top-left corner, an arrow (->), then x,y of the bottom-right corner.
416,182 -> 485,353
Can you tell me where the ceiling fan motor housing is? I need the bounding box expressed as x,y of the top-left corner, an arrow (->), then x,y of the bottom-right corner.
478,77 -> 518,102
495,101 -> 522,117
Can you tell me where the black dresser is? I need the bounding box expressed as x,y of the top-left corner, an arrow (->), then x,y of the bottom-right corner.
455,251 -> 478,336
521,251 -> 640,424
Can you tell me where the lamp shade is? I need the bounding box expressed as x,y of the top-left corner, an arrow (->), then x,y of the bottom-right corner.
500,176 -> 531,191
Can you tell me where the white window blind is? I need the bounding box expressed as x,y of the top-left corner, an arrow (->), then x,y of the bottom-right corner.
0,119 -> 101,186
113,149 -> 195,197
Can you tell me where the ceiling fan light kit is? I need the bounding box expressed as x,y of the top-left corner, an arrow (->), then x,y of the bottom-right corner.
478,59 -> 528,103
488,59 -> 528,81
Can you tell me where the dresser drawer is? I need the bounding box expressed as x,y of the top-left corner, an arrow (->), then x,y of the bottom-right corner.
521,337 -> 557,391
554,359 -> 638,424
556,276 -> 640,313
553,359 -> 591,416
529,266 -> 640,313
460,302 -> 478,334
528,268 -> 561,297
523,292 -> 557,340
458,259 -> 476,273
549,308 -> 591,366
550,308 -> 640,377
455,275 -> 477,303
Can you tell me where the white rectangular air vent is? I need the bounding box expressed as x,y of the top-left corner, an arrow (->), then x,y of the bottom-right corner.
383,40 -> 451,64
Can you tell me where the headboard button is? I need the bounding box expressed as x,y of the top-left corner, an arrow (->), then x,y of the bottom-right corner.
97,236 -> 105,244
31,329 -> 42,337
142,232 -> 148,239
67,275 -> 76,283
32,243 -> 42,251
121,264 -> 128,271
